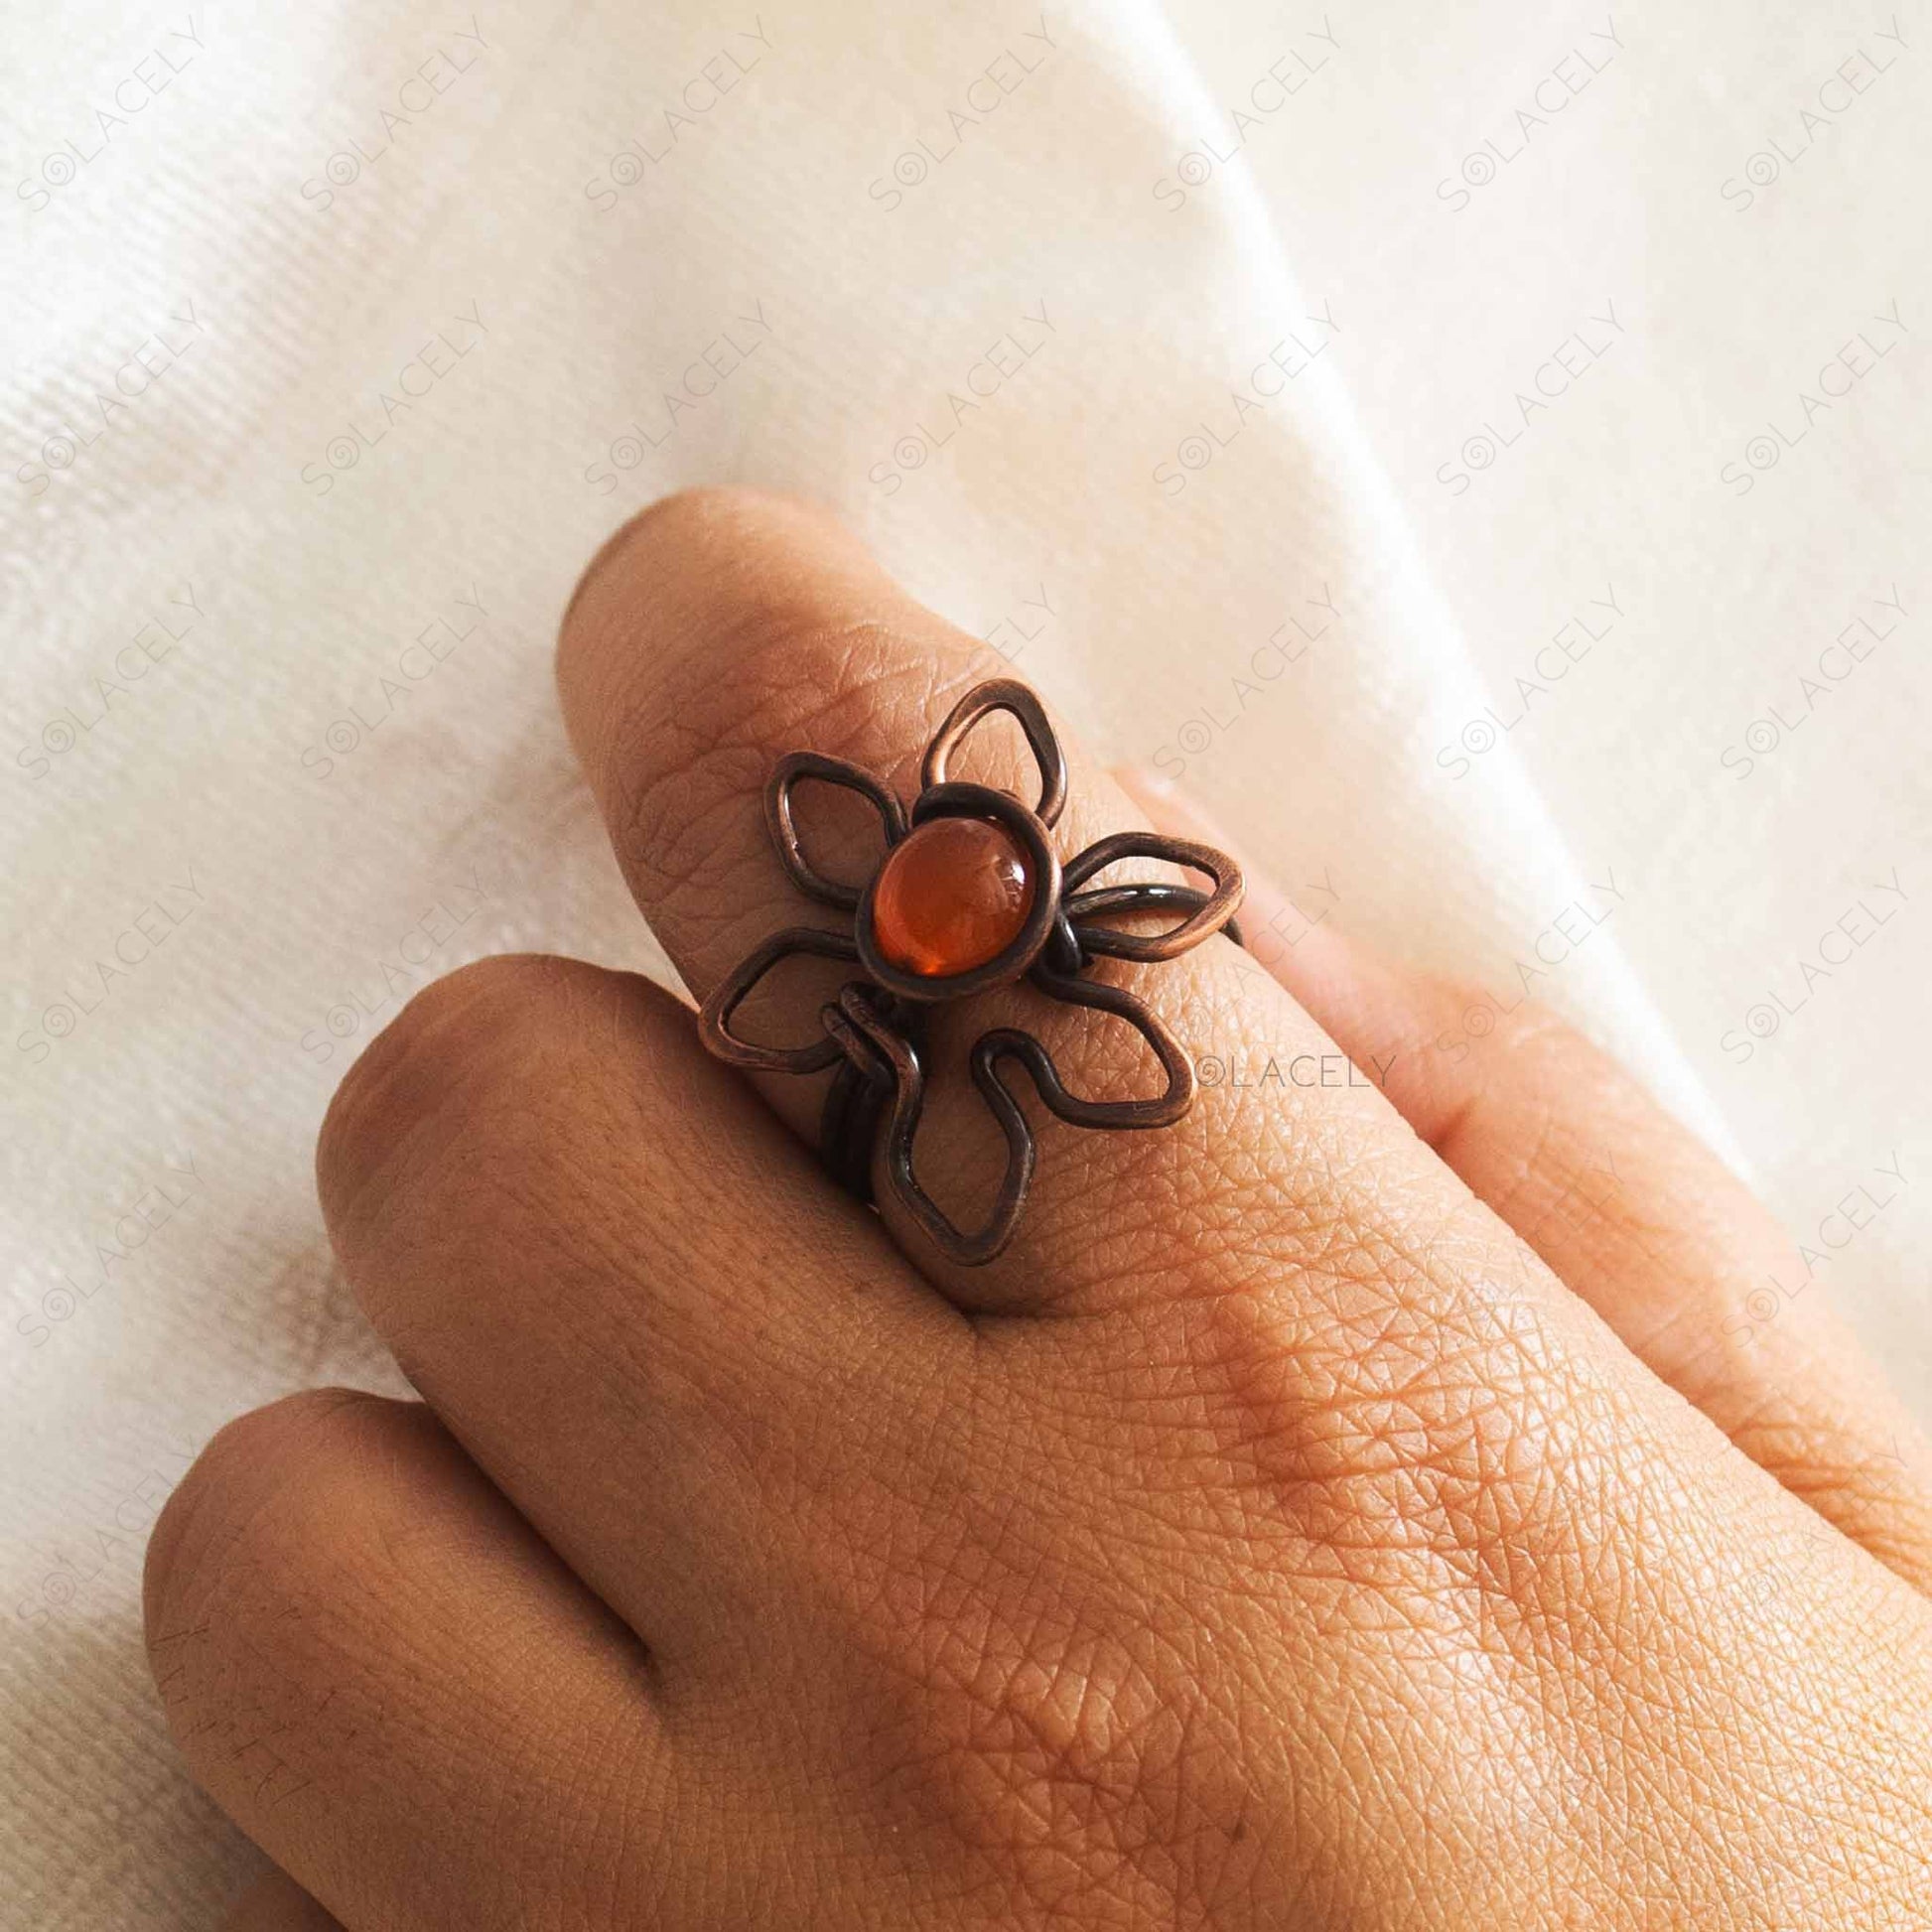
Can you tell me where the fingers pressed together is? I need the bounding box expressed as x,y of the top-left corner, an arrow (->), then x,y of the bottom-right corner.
142,490 -> 1932,1932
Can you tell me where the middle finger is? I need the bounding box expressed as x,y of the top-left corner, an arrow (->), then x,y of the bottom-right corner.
556,488 -> 1606,1355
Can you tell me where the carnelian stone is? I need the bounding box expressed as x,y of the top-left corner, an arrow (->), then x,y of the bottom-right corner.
871,815 -> 1035,977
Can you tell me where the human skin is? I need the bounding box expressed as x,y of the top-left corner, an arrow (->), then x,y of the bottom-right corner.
145,488 -> 1932,1928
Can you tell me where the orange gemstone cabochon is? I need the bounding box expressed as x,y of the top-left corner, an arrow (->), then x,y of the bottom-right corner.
870,816 -> 1035,977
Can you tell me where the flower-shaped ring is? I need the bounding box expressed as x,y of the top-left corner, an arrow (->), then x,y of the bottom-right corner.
696,679 -> 1245,1265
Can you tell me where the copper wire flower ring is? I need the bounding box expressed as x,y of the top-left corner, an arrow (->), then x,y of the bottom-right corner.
697,680 -> 1245,1265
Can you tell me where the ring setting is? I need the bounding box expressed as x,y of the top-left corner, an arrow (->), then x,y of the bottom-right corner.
698,679 -> 1244,1263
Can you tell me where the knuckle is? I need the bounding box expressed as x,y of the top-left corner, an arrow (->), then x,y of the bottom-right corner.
860,1562 -> 1227,1916
143,1388 -> 400,1730
315,952 -> 585,1231
1146,1180 -> 1611,1600
814,1402 -> 1257,1920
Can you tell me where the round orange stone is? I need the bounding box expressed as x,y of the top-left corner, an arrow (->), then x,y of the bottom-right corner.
871,815 -> 1035,977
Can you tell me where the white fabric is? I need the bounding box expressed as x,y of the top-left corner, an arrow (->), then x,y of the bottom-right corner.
3,1 -> 1926,1920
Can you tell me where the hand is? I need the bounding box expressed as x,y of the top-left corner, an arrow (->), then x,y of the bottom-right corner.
147,489 -> 1932,1929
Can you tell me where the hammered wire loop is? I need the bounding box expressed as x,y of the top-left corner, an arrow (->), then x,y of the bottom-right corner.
921,678 -> 1067,827
697,681 -> 1244,1265
765,752 -> 907,909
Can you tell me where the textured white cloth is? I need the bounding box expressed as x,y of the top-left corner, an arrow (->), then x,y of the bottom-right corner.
3,1 -> 1927,1922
